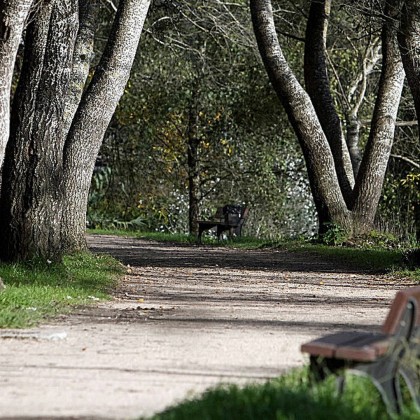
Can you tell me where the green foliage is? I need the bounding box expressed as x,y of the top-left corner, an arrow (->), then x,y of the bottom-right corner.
89,0 -> 315,239
146,368 -> 419,420
319,223 -> 348,246
0,253 -> 123,328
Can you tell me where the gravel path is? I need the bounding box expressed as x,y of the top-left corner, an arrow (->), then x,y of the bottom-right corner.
0,235 -> 415,419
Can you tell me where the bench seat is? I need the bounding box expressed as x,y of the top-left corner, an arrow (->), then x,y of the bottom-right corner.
301,331 -> 390,362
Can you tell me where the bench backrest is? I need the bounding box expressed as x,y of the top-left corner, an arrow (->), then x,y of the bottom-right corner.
222,204 -> 248,225
382,286 -> 420,335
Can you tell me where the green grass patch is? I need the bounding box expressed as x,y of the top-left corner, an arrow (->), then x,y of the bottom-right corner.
146,368 -> 420,420
0,252 -> 123,328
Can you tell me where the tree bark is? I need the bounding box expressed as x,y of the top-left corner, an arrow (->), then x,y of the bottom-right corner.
63,0 -> 99,135
351,2 -> 405,231
0,0 -> 34,169
0,0 -> 79,261
397,1 -> 420,125
60,0 -> 151,253
304,0 -> 354,201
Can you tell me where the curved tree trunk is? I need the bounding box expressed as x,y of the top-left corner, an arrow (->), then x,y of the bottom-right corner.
304,0 -> 354,201
397,1 -> 420,124
60,0 -> 151,253
0,0 -> 34,169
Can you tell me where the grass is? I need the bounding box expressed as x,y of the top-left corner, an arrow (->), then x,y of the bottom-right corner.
146,367 -> 420,420
0,252 -> 123,328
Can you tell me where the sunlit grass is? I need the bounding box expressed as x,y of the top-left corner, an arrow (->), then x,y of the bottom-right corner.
146,368 -> 420,420
0,252 -> 123,328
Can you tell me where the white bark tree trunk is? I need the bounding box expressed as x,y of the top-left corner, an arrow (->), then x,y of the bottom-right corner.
61,0 -> 151,252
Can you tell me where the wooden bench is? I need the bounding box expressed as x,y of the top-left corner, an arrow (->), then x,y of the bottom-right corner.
301,286 -> 420,414
197,204 -> 249,244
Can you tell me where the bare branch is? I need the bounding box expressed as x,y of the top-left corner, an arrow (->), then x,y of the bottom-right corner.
390,154 -> 420,169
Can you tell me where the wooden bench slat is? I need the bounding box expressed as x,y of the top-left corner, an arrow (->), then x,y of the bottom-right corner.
335,334 -> 390,362
301,331 -> 390,362
301,331 -> 361,358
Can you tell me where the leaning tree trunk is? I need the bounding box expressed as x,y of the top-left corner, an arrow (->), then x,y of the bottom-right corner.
0,0 -> 79,261
0,0 -> 34,169
396,0 -> 420,242
0,0 -> 151,261
60,0 -> 151,253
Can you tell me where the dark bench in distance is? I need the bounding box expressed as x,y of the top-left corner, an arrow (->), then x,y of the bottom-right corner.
301,286 -> 420,414
197,204 -> 249,244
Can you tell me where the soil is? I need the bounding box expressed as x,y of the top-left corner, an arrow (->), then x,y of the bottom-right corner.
0,234 -> 416,419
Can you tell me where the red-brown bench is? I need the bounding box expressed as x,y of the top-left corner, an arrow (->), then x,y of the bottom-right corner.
301,286 -> 420,414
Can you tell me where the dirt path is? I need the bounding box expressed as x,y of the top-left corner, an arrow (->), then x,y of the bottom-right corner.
0,235 -> 415,419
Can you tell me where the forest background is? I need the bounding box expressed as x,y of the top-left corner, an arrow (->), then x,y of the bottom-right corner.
88,0 -> 420,244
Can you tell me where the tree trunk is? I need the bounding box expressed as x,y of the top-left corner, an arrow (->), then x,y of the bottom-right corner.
351,2 -> 405,231
0,0 -> 34,169
0,0 -> 150,261
250,0 -> 351,233
397,1 -> 420,125
250,0 -> 404,237
304,0 -> 354,202
187,101 -> 200,236
0,0 -> 79,261
60,0 -> 151,253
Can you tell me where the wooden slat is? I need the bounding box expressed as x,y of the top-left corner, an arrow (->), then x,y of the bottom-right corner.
335,334 -> 390,362
301,331 -> 390,362
301,331 -> 372,358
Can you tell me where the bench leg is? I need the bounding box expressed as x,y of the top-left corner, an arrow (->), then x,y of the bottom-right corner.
309,355 -> 403,415
400,354 -> 420,411
308,356 -> 345,381
197,225 -> 208,244
351,355 -> 403,415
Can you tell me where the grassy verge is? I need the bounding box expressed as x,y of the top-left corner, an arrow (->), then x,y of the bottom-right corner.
0,252 -> 123,328
147,368 -> 419,420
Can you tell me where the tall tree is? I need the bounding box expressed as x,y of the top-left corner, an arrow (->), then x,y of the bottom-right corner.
0,0 -> 151,261
250,0 -> 405,236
